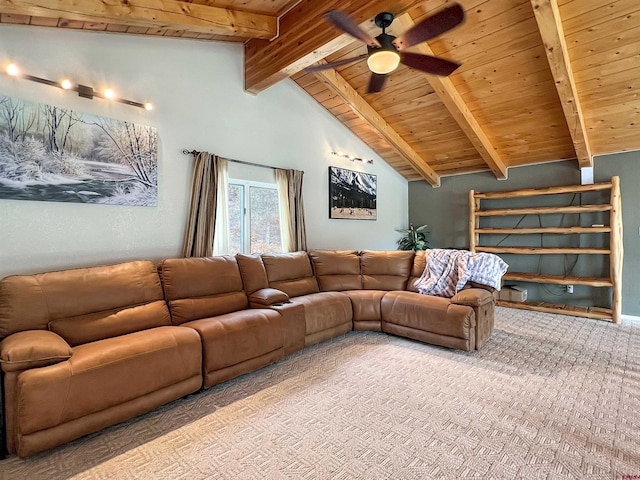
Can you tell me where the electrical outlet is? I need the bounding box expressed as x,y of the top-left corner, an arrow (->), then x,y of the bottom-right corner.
566,285 -> 574,294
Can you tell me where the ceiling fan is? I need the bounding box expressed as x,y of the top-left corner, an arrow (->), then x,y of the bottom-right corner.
304,3 -> 465,94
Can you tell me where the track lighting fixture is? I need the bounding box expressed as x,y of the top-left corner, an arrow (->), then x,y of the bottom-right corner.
3,62 -> 153,110
331,151 -> 374,164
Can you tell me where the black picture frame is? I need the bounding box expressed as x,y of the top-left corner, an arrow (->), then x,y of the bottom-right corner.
329,166 -> 377,220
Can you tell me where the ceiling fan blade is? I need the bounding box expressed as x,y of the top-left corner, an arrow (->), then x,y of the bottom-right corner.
304,54 -> 369,73
324,10 -> 381,47
392,3 -> 465,50
400,52 -> 461,76
366,73 -> 387,94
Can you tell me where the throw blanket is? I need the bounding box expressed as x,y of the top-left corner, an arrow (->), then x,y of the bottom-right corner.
414,249 -> 508,297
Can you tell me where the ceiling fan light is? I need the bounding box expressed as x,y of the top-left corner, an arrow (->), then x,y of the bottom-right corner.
367,50 -> 400,74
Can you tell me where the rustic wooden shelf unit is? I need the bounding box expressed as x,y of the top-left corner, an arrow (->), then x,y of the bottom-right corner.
469,177 -> 623,323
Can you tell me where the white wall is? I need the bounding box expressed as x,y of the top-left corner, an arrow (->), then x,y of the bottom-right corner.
0,26 -> 408,277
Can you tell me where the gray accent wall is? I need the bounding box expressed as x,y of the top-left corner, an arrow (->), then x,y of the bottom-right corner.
408,152 -> 640,317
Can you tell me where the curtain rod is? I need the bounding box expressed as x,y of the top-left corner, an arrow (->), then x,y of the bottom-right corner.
182,149 -> 279,171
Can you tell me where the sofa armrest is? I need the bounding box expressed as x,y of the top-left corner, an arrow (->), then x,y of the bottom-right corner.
249,288 -> 290,307
451,288 -> 494,307
462,281 -> 496,293
271,302 -> 306,356
0,330 -> 72,373
451,288 -> 495,350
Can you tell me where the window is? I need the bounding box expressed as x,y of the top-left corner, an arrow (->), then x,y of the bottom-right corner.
228,180 -> 282,254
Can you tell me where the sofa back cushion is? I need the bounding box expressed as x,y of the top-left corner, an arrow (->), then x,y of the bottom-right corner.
308,250 -> 362,291
407,250 -> 426,293
49,302 -> 170,347
158,256 -> 248,325
236,253 -> 269,294
261,252 -> 320,298
0,261 -> 170,344
360,250 -> 415,291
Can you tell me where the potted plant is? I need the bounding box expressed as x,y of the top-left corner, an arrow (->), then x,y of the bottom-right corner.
396,224 -> 429,251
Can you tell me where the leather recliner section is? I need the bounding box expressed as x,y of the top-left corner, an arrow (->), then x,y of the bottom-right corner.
381,291 -> 476,351
15,327 -> 202,458
0,260 -> 202,458
158,256 -> 286,389
182,309 -> 284,388
262,252 -> 353,347
238,254 -> 306,356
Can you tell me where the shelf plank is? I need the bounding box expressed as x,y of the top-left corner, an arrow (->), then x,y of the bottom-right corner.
477,246 -> 610,255
497,300 -> 613,321
475,204 -> 612,216
474,181 -> 612,199
476,226 -> 611,234
502,272 -> 612,286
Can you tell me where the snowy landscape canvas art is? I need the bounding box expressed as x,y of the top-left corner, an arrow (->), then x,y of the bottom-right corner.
0,94 -> 158,206
329,166 -> 377,220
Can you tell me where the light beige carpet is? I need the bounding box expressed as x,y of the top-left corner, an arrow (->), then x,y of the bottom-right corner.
1,307 -> 640,479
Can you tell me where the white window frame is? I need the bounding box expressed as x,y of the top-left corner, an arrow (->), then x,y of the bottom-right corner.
228,179 -> 280,254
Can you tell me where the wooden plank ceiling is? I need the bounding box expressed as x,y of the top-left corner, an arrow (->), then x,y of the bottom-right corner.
1,0 -> 639,185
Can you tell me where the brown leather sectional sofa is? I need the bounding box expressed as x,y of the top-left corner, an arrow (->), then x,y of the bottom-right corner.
0,249 -> 495,458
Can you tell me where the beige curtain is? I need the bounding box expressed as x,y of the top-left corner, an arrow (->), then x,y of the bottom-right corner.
182,152 -> 226,257
213,158 -> 230,255
276,170 -> 293,252
276,168 -> 307,252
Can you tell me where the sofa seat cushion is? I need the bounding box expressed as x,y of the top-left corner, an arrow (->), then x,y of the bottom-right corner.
182,309 -> 283,377
343,290 -> 385,331
381,291 -> 476,339
15,326 -> 202,437
1,330 -> 72,373
291,292 -> 352,336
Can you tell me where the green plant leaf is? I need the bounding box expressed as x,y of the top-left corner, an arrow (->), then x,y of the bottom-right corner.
396,223 -> 430,251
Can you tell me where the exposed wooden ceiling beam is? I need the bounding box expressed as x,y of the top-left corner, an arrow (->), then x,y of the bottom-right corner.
313,66 -> 441,186
395,14 -> 509,180
0,0 -> 277,39
244,0 -> 425,94
530,0 -> 593,168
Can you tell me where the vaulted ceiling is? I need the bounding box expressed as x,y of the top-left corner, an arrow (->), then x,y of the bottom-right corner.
2,0 -> 639,186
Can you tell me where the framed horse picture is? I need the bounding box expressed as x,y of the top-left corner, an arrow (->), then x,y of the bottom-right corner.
329,166 -> 377,220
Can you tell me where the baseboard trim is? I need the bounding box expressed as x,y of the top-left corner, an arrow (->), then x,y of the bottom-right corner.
621,314 -> 640,322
